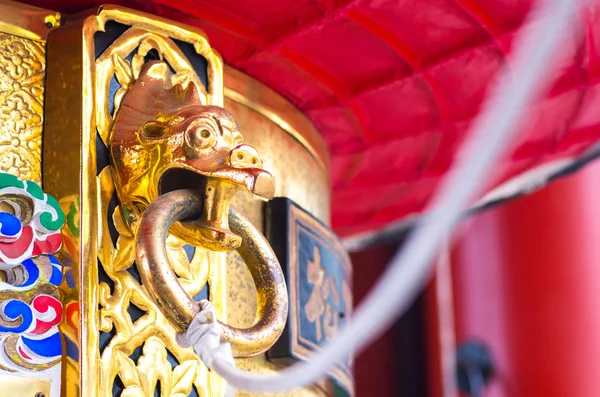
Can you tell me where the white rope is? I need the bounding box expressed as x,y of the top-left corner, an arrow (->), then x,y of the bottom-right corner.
177,301 -> 237,397
183,0 -> 584,392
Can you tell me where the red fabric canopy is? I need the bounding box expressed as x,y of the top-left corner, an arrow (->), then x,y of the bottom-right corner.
29,0 -> 600,236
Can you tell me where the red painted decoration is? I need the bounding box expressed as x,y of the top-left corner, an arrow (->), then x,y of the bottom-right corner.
32,232 -> 62,256
0,225 -> 33,261
18,346 -> 32,360
31,295 -> 64,335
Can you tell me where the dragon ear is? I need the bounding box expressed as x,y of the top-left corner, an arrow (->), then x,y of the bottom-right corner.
139,121 -> 171,142
183,83 -> 203,106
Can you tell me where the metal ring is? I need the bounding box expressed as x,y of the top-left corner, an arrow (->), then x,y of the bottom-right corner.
135,189 -> 288,357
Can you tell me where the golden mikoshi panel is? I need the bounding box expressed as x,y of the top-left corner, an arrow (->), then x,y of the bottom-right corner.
43,7 -> 227,397
0,1 -> 338,396
40,5 -> 334,397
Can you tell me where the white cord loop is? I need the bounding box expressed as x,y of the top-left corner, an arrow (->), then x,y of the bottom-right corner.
178,300 -> 237,396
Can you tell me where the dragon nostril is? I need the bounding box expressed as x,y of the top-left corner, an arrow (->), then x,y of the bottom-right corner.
230,145 -> 263,168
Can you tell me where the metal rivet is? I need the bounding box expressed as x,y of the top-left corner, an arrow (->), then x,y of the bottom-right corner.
35,393 -> 46,397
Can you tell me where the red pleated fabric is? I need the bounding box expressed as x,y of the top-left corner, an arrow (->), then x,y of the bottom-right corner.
27,0 -> 600,235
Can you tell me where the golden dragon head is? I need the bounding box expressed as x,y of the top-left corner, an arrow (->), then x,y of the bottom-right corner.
109,61 -> 275,250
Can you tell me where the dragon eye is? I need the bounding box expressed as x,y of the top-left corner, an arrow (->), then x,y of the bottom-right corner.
186,122 -> 216,150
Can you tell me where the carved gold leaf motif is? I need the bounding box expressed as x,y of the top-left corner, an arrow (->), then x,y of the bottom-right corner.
94,28 -> 221,397
97,166 -> 214,397
0,33 -> 44,183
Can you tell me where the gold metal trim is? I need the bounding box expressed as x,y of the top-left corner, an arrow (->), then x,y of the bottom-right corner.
136,189 -> 288,357
224,66 -> 330,177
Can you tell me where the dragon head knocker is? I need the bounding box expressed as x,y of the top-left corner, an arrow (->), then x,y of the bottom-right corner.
109,61 -> 275,250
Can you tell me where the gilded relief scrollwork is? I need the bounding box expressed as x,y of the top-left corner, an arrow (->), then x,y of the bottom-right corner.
0,34 -> 45,183
93,25 -> 226,397
97,166 -> 217,397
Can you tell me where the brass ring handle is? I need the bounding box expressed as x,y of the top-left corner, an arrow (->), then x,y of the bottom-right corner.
135,189 -> 288,357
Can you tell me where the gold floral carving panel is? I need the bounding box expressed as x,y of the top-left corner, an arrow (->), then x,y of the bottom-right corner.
0,33 -> 44,183
93,22 -> 227,397
43,7 -> 227,397
96,168 -> 219,397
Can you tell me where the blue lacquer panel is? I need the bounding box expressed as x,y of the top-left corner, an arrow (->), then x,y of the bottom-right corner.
267,198 -> 353,396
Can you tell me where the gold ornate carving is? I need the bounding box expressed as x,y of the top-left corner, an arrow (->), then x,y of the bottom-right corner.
92,20 -> 230,396
43,6 -> 336,397
0,33 -> 44,183
95,28 -> 208,142
96,167 -> 216,397
100,24 -> 287,362
108,59 -> 275,252
99,23 -> 289,361
43,7 -> 231,397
